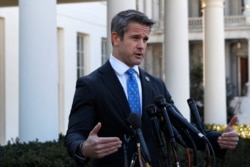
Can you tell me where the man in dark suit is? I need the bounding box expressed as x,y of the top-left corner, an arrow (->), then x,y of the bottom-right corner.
65,9 -> 239,167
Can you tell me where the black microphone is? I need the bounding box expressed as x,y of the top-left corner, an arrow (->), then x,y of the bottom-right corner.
166,102 -> 208,141
146,104 -> 164,147
187,98 -> 215,167
155,95 -> 207,141
154,96 -> 175,140
127,113 -> 152,166
187,98 -> 204,133
155,96 -> 180,167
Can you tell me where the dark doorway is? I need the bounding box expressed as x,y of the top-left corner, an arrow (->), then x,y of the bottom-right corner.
240,57 -> 248,95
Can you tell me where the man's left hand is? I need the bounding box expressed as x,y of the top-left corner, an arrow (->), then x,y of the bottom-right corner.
217,115 -> 239,150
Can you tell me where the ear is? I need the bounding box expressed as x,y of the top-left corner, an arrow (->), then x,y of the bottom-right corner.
111,32 -> 120,46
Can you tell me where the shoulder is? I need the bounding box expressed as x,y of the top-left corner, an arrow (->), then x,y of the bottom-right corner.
139,68 -> 173,103
139,69 -> 165,85
76,61 -> 114,87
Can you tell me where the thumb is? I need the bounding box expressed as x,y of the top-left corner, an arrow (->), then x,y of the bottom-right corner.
228,115 -> 238,127
89,122 -> 102,136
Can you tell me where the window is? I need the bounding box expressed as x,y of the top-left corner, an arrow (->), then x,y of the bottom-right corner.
101,38 -> 108,64
77,33 -> 85,78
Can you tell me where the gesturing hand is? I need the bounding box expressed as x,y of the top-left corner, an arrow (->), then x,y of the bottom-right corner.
81,122 -> 122,159
217,115 -> 239,150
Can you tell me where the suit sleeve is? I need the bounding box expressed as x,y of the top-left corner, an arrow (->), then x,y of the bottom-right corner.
65,77 -> 96,165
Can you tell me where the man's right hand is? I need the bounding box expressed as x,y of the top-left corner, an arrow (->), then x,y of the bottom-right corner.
81,122 -> 122,159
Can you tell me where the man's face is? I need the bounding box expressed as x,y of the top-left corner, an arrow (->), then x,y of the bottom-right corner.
112,22 -> 150,67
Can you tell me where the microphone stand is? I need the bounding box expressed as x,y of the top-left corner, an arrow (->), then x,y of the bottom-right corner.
137,142 -> 143,167
127,113 -> 152,167
137,139 -> 151,167
123,134 -> 130,167
146,104 -> 168,167
155,96 -> 180,167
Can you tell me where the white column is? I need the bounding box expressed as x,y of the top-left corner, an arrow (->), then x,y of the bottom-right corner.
247,39 -> 250,96
19,0 -> 59,142
0,18 -> 4,144
202,0 -> 227,124
107,0 -> 136,55
244,0 -> 250,15
164,0 -> 190,119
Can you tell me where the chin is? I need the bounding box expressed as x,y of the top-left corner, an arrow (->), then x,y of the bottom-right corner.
134,58 -> 143,64
134,61 -> 142,65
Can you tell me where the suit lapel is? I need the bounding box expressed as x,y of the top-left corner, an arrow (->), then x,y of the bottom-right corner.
98,61 -> 131,118
97,62 -> 155,119
139,69 -> 154,116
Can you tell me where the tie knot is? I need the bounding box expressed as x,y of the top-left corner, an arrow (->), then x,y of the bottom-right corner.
126,68 -> 135,76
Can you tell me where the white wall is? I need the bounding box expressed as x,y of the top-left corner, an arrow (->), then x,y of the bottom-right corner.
0,2 -> 107,143
57,2 -> 107,134
0,7 -> 19,143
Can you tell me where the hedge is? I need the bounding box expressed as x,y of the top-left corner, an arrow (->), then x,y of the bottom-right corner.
0,134 -> 249,167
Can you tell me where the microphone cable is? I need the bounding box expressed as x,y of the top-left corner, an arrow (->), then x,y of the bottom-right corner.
172,125 -> 191,167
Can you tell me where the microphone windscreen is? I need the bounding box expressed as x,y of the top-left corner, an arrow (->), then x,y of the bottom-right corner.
127,113 -> 142,129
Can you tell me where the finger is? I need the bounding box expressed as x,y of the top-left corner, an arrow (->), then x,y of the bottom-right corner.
95,145 -> 121,158
89,122 -> 102,136
219,136 -> 239,143
222,131 -> 238,137
98,137 -> 122,144
228,115 -> 238,127
218,142 -> 238,150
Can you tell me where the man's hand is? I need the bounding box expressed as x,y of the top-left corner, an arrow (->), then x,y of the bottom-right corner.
81,122 -> 122,159
217,115 -> 239,150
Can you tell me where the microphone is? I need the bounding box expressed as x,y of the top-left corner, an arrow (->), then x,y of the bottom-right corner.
146,104 -> 164,147
154,96 -> 175,140
187,98 -> 204,133
166,102 -> 207,141
155,95 -> 207,141
127,113 -> 152,166
187,98 -> 214,167
155,96 -> 180,167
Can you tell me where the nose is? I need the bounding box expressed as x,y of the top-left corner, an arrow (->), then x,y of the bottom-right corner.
137,39 -> 146,49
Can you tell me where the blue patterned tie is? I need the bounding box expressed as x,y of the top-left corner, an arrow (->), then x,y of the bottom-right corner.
126,68 -> 141,116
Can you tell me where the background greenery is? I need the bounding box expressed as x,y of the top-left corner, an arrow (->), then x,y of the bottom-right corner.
0,134 -> 75,167
0,134 -> 249,167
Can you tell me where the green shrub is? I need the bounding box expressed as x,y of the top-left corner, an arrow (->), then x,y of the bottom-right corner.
215,138 -> 250,167
0,134 -> 75,167
0,134 -> 249,167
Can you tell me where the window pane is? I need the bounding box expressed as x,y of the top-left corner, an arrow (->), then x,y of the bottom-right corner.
77,33 -> 85,78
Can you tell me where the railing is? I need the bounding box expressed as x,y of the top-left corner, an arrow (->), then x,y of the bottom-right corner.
189,15 -> 250,30
152,15 -> 250,33
224,15 -> 248,27
189,17 -> 203,29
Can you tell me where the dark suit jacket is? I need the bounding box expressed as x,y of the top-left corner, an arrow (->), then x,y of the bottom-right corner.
65,61 -> 225,167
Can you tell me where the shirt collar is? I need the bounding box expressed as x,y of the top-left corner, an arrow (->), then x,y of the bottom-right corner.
109,55 -> 140,76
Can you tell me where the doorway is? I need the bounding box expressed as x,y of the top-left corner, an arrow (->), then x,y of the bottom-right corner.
239,57 -> 249,95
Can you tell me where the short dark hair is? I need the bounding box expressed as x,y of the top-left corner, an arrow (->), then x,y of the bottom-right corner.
111,9 -> 155,40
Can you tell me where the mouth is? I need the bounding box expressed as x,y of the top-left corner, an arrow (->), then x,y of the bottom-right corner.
135,53 -> 143,58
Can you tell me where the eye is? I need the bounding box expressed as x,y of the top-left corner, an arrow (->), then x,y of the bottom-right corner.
143,37 -> 149,42
132,35 -> 140,40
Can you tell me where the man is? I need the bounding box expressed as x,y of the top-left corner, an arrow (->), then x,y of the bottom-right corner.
65,9 -> 239,167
